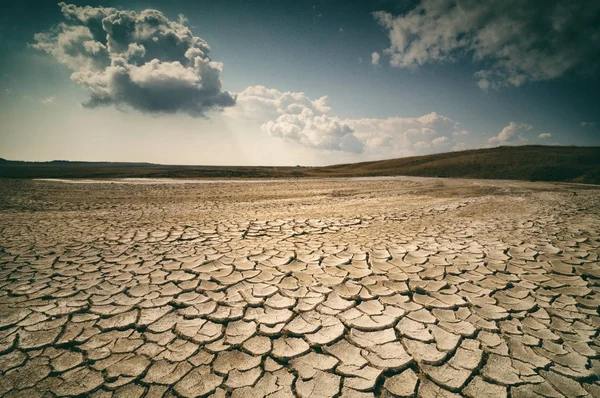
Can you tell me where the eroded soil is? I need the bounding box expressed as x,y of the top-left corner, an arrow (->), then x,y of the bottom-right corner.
0,177 -> 599,397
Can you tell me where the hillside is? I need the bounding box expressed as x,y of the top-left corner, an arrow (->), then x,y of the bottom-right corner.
314,145 -> 600,184
1,145 -> 599,184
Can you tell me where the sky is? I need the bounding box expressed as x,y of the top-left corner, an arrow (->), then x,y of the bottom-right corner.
0,0 -> 599,166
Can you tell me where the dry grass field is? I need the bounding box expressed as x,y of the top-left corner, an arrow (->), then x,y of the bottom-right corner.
0,177 -> 599,397
2,145 -> 600,184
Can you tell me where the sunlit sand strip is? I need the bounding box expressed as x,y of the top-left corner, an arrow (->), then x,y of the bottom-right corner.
35,178 -> 294,185
35,176 -> 439,185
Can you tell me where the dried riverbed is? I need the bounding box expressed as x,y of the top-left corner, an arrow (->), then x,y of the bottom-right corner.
0,177 -> 599,397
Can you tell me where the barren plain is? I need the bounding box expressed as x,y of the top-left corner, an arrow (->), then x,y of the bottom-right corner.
0,177 -> 599,397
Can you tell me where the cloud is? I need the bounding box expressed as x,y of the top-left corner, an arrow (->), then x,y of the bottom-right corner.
32,3 -> 235,116
228,86 -> 467,155
489,122 -> 532,145
226,85 -> 331,121
373,1 -> 600,88
538,133 -> 552,139
371,52 -> 380,66
262,109 -> 364,153
431,136 -> 448,145
228,86 -> 362,153
41,96 -> 55,105
347,112 -> 465,155
580,122 -> 596,127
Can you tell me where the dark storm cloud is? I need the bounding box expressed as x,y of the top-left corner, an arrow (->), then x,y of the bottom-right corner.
32,3 -> 235,116
374,0 -> 600,89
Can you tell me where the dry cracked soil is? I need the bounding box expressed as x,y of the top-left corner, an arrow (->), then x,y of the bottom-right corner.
0,176 -> 599,398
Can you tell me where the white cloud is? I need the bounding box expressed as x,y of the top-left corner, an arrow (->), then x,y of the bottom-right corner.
41,96 -> 56,105
538,133 -> 552,139
348,112 -> 463,156
225,85 -> 330,121
373,0 -> 600,88
580,122 -> 596,127
489,122 -> 532,145
371,52 -> 380,66
32,3 -> 234,116
262,109 -> 363,153
431,136 -> 448,145
228,86 -> 467,156
227,86 -> 361,153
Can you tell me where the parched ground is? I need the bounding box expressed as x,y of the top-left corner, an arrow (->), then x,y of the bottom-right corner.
0,177 -> 599,398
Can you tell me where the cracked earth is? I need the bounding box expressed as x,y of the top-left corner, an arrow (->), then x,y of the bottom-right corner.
0,177 -> 599,398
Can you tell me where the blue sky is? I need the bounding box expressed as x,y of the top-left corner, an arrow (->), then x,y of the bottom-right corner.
1,0 -> 599,165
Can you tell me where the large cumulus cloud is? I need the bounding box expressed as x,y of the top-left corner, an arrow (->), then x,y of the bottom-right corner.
347,112 -> 464,156
228,86 -> 363,153
263,109 -> 364,153
229,86 -> 467,155
374,0 -> 600,89
226,85 -> 331,122
488,122 -> 532,145
33,3 -> 235,116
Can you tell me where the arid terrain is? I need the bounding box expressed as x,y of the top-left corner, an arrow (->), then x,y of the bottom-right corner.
2,145 -> 600,184
0,177 -> 599,397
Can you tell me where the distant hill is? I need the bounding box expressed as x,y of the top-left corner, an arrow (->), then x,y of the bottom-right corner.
315,145 -> 600,184
1,145 -> 599,184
